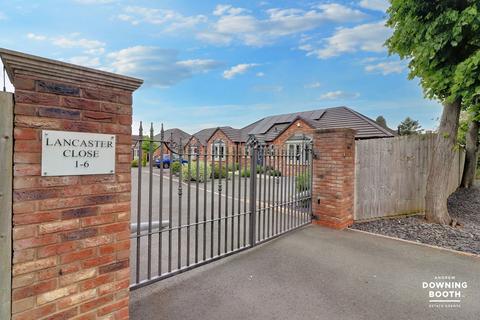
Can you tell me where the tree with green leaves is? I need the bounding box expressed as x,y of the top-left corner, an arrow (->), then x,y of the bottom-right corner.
386,0 -> 480,224
459,111 -> 479,188
457,111 -> 470,146
375,115 -> 388,129
141,136 -> 158,165
397,117 -> 423,135
141,137 -> 158,153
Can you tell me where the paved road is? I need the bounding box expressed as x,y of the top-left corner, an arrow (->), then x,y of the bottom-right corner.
131,226 -> 480,320
130,167 -> 310,285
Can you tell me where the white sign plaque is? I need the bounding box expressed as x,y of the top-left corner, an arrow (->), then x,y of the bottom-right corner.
41,130 -> 116,176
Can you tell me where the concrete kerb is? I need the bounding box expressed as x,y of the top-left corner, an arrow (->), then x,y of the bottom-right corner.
347,227 -> 480,259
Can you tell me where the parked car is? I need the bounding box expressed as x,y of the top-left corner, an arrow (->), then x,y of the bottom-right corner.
155,154 -> 188,169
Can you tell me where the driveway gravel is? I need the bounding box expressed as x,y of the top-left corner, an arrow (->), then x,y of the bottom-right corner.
352,186 -> 480,255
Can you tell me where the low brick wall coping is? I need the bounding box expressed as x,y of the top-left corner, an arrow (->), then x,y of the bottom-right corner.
0,48 -> 143,91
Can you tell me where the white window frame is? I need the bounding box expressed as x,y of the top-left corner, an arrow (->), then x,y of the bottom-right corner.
133,147 -> 139,160
285,139 -> 310,164
190,145 -> 199,156
212,140 -> 226,160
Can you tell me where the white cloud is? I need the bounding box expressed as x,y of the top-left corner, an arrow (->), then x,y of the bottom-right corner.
302,21 -> 391,59
203,3 -> 366,47
359,0 -> 389,12
107,46 -> 222,87
213,4 -> 247,16
27,33 -> 46,41
319,90 -> 359,100
313,3 -> 367,22
52,36 -> 105,50
176,59 -> 221,73
196,32 -> 233,45
66,56 -> 101,68
118,6 -> 207,32
364,60 -> 405,75
223,63 -> 259,79
26,32 -> 106,56
256,72 -> 265,77
305,81 -> 321,89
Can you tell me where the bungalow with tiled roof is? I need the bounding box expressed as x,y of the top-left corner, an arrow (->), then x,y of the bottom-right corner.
153,128 -> 191,159
185,106 -> 394,163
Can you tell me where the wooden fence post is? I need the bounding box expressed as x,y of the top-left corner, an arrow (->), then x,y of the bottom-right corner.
0,91 -> 14,320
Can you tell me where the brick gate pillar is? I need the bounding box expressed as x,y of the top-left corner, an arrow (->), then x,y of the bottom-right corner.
0,49 -> 142,320
311,128 -> 356,229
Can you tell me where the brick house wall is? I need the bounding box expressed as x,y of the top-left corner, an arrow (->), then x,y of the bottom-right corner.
271,119 -> 315,146
2,49 -> 142,320
206,129 -> 236,165
269,118 -> 314,176
153,143 -> 172,160
183,136 -> 206,157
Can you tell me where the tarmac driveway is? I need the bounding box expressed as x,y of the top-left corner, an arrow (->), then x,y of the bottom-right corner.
130,226 -> 480,320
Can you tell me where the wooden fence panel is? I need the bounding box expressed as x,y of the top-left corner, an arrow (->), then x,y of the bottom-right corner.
354,134 -> 465,221
0,92 -> 13,320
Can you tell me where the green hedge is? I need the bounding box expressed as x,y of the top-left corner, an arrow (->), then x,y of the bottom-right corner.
171,161 -> 182,175
228,163 -> 240,172
211,163 -> 229,179
240,168 -> 250,177
182,161 -> 211,182
296,173 -> 310,192
238,165 -> 282,177
131,159 -> 138,168
268,169 -> 282,177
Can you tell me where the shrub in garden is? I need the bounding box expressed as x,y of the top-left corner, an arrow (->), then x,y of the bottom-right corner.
171,161 -> 182,175
240,168 -> 250,177
131,159 -> 138,168
228,163 -> 240,172
142,155 -> 147,167
211,163 -> 229,179
182,161 -> 211,182
296,172 -> 311,208
296,173 -> 310,192
268,169 -> 282,177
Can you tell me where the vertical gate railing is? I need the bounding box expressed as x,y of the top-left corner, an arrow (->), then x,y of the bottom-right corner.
131,123 -> 312,289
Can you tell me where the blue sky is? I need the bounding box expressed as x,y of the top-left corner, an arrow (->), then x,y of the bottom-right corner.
0,0 -> 442,134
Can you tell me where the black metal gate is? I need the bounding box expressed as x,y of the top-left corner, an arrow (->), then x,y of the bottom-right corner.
130,123 -> 312,289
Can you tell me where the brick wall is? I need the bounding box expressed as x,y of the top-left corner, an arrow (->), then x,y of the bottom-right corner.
271,119 -> 314,147
2,49 -> 142,320
183,136 -> 205,156
311,128 -> 356,229
207,129 -> 236,164
270,118 -> 314,176
153,143 -> 172,160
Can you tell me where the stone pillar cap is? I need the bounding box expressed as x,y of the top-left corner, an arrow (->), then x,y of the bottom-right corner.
0,48 -> 143,91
